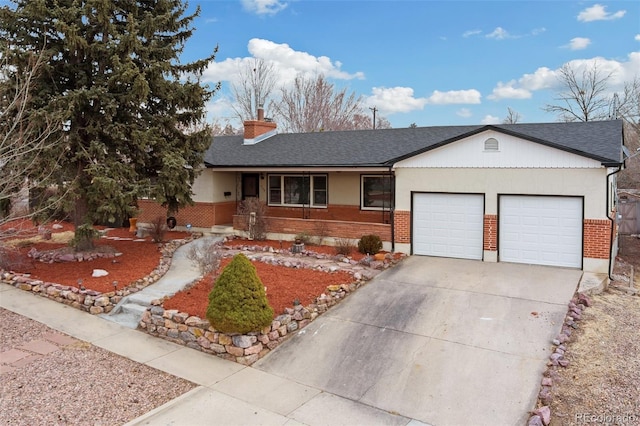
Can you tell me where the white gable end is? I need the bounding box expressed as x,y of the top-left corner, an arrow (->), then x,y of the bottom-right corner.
394,130 -> 603,169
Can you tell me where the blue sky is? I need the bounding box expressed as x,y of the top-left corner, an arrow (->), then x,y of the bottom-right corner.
183,0 -> 639,129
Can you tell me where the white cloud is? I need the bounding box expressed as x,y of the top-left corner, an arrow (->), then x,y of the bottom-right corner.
202,38 -> 364,86
241,0 -> 288,16
531,27 -> 546,36
481,115 -> 500,125
463,30 -> 482,38
487,81 -> 532,101
566,37 -> 591,50
486,27 -> 511,40
366,87 -> 428,114
577,4 -> 626,22
427,89 -> 482,104
518,67 -> 557,91
457,108 -> 473,118
488,52 -> 640,101
635,34 -> 640,42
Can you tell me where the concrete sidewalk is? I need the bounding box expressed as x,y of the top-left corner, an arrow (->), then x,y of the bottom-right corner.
0,284 -> 425,426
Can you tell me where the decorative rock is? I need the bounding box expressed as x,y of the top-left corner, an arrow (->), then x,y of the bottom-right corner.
226,345 -> 244,357
89,306 -> 104,314
218,334 -> 232,345
232,335 -> 257,348
528,415 -> 544,426
180,331 -> 196,342
244,342 -> 263,355
539,387 -> 552,405
533,406 -> 551,425
541,377 -> 553,387
93,296 -> 110,307
92,269 -> 109,277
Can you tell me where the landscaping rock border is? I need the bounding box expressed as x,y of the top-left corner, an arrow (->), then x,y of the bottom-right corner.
0,236 -> 196,314
527,292 -> 592,426
139,279 -> 366,365
138,244 -> 407,365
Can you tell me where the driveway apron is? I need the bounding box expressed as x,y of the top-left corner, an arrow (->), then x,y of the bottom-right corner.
254,256 -> 582,426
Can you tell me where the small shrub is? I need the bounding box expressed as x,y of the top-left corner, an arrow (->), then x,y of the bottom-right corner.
313,222 -> 330,245
237,198 -> 269,240
294,231 -> 312,245
69,224 -> 100,251
206,253 -> 274,334
358,234 -> 382,255
149,216 -> 167,243
0,244 -> 31,271
335,237 -> 356,256
186,240 -> 223,276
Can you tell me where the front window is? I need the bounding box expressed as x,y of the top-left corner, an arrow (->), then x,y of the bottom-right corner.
362,175 -> 392,210
268,174 -> 327,207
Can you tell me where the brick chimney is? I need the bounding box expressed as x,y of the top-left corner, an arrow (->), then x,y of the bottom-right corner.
243,107 -> 277,144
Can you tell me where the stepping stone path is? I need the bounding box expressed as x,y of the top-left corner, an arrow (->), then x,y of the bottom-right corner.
0,333 -> 78,375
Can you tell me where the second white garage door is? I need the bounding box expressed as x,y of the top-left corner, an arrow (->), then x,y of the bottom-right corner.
499,195 -> 583,268
413,193 -> 484,260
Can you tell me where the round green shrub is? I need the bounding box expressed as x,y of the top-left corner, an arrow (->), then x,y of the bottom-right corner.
358,234 -> 383,255
206,253 -> 274,334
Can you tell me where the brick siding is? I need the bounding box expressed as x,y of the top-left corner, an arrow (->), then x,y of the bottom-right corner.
234,215 -> 391,241
394,210 -> 410,244
583,219 -> 611,259
484,215 -> 497,251
138,200 -> 236,228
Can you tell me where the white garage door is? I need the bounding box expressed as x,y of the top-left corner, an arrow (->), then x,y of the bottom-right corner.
499,196 -> 583,268
413,193 -> 484,260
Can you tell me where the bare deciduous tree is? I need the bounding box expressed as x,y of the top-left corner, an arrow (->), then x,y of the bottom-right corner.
503,107 -> 522,124
0,48 -> 66,236
230,58 -> 278,122
614,77 -> 640,189
272,74 -> 365,133
543,61 -> 613,122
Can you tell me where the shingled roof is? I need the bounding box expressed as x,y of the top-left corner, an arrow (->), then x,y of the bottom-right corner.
203,119 -> 623,168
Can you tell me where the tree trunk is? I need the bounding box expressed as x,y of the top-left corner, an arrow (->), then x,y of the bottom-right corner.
73,166 -> 95,251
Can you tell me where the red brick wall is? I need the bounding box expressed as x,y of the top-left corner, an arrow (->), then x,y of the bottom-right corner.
265,205 -> 390,224
138,200 -> 236,228
394,210 -> 410,244
484,215 -> 497,251
243,120 -> 277,139
234,215 -> 391,241
584,219 -> 611,259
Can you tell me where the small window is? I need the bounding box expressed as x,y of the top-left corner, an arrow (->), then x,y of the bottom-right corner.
361,175 -> 392,210
484,137 -> 499,151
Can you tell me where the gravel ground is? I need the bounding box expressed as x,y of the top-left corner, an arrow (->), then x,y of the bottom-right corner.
545,236 -> 640,426
0,308 -> 197,426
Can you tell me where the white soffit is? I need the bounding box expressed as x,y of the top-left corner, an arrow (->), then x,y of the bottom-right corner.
394,130 -> 603,169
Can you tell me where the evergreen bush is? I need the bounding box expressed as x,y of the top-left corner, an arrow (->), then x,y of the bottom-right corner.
358,234 -> 383,254
206,253 -> 274,334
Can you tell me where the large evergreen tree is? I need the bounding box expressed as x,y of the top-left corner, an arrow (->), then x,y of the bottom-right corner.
0,0 -> 218,249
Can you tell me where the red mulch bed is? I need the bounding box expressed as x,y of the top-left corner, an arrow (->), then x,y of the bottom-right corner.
2,220 -> 190,293
163,257 -> 356,318
3,223 -> 367,318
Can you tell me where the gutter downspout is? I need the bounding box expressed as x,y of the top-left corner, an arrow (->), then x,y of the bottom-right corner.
389,165 -> 395,252
606,165 -> 623,281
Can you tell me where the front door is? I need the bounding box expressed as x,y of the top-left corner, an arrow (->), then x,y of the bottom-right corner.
242,173 -> 260,200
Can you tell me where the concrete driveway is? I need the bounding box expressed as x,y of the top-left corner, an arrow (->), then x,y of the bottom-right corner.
254,256 -> 582,426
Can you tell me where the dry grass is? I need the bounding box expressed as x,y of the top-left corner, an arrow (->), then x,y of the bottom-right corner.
5,230 -> 75,247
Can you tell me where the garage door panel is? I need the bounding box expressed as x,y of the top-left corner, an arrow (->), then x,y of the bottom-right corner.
499,196 -> 582,268
413,193 -> 484,260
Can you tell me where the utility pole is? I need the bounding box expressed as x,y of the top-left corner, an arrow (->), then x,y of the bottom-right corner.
369,106 -> 377,130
